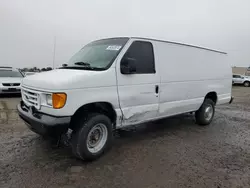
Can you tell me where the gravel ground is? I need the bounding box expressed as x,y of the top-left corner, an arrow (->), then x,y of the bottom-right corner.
0,87 -> 250,188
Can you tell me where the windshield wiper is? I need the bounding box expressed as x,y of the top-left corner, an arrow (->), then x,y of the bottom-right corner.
72,61 -> 105,70
74,62 -> 91,66
59,66 -> 105,71
59,61 -> 105,71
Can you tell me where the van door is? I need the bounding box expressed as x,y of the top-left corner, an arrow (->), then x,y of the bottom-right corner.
116,40 -> 160,126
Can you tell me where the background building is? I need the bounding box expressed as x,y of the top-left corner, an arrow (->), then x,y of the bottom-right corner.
232,66 -> 250,76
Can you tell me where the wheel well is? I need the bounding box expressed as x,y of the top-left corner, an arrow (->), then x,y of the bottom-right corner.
205,92 -> 217,104
70,102 -> 117,130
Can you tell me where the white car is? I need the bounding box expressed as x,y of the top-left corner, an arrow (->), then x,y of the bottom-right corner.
17,37 -> 233,161
0,67 -> 24,95
232,74 -> 250,87
25,72 -> 36,76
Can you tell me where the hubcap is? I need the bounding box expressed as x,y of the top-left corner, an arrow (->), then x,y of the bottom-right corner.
87,123 -> 108,154
204,105 -> 213,121
244,82 -> 249,87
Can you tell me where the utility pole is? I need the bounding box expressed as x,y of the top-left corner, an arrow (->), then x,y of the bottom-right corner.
52,36 -> 56,69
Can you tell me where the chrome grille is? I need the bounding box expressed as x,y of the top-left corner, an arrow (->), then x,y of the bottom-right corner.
2,83 -> 20,86
21,87 -> 40,109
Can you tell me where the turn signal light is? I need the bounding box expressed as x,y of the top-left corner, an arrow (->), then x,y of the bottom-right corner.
52,93 -> 67,109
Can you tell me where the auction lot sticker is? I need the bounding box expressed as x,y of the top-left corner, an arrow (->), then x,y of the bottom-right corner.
106,45 -> 122,51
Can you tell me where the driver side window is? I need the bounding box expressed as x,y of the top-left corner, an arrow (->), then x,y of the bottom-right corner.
233,75 -> 240,78
122,41 -> 155,74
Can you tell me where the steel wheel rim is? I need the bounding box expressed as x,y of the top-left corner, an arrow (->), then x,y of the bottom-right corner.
204,104 -> 213,121
87,123 -> 108,154
244,82 -> 249,87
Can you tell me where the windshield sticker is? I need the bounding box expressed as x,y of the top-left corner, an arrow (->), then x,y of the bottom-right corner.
106,45 -> 122,51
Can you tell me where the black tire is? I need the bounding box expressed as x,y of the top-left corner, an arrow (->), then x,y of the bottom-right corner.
244,81 -> 250,87
71,113 -> 113,161
195,99 -> 215,126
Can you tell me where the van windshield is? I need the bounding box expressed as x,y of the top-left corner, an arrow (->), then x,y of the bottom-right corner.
63,38 -> 129,71
0,70 -> 23,77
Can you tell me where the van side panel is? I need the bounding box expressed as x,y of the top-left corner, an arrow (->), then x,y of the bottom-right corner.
153,41 -> 231,117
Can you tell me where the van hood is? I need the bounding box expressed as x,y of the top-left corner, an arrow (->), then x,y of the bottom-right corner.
0,77 -> 22,83
21,69 -> 116,91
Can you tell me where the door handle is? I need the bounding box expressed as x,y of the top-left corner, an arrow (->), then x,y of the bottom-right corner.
155,85 -> 159,94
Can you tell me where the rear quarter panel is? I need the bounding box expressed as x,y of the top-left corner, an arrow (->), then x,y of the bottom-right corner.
153,41 -> 231,116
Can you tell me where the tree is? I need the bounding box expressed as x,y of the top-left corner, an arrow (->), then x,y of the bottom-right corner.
46,67 -> 52,71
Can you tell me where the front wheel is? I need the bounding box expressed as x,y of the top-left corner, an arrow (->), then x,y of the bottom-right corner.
244,81 -> 250,87
195,99 -> 215,126
71,113 -> 113,161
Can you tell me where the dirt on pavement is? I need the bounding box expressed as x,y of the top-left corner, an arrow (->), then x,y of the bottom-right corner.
0,87 -> 250,188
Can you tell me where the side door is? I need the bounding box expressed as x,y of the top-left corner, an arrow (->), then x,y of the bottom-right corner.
233,75 -> 243,84
232,75 -> 238,84
239,76 -> 245,84
116,40 -> 160,126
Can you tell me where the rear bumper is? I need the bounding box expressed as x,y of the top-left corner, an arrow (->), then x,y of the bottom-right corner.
229,96 -> 234,104
17,101 -> 71,136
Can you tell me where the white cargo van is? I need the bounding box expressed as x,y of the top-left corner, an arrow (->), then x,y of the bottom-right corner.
17,37 -> 233,160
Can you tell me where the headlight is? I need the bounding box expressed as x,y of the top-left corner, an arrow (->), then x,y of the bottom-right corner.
44,93 -> 67,109
46,94 -> 52,106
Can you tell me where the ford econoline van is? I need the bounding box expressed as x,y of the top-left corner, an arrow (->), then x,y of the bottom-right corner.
17,37 -> 233,160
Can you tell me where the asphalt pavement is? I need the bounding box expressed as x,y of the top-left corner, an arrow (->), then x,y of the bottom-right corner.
0,87 -> 250,188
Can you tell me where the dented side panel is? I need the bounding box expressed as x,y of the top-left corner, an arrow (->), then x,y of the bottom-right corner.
115,38 -> 161,127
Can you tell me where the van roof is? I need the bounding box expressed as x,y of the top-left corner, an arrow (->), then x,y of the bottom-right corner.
98,37 -> 227,55
132,37 -> 227,55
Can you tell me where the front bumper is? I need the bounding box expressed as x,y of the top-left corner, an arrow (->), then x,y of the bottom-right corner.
17,101 -> 71,136
0,87 -> 21,94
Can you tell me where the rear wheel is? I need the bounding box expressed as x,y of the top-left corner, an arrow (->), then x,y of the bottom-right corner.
244,81 -> 250,87
71,113 -> 113,161
195,99 -> 215,126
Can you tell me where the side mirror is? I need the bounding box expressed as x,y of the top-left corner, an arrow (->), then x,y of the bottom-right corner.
120,57 -> 136,74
